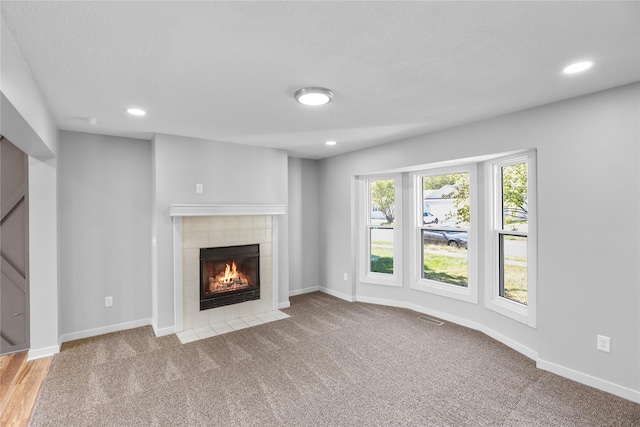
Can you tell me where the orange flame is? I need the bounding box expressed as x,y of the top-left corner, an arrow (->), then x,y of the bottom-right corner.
221,261 -> 238,284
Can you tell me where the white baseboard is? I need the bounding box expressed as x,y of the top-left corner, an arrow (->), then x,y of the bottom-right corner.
319,286 -> 355,302
59,318 -> 152,344
28,344 -> 60,361
537,358 -> 640,404
151,320 -> 176,337
278,301 -> 291,309
349,294 -> 640,403
355,295 -> 538,360
289,286 -> 320,296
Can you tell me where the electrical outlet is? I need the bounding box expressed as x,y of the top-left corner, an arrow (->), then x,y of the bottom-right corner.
105,296 -> 113,307
597,335 -> 610,353
343,273 -> 348,281
196,183 -> 203,194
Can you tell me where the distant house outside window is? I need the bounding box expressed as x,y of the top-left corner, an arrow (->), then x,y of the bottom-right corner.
410,165 -> 478,304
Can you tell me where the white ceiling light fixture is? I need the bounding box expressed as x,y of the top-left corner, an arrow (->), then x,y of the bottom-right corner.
294,87 -> 334,106
126,107 -> 147,116
325,140 -> 337,146
563,61 -> 594,74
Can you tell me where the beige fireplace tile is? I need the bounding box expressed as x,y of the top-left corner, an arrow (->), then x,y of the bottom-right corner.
184,296 -> 198,314
195,232 -> 209,247
252,215 -> 266,229
207,307 -> 227,325
208,216 -> 225,231
183,281 -> 198,298
260,288 -> 272,303
182,218 -> 194,232
260,256 -> 272,273
259,243 -> 272,257
182,231 -> 195,248
212,323 -> 233,335
260,275 -> 272,287
252,229 -> 266,243
177,330 -> 199,344
183,231 -> 208,249
192,217 -> 209,232
183,248 -> 199,266
238,215 -> 253,230
262,269 -> 273,279
184,266 -> 198,283
237,300 -> 257,318
208,231 -> 224,247
223,216 -> 239,230
182,213 -> 277,335
195,327 -> 217,340
183,314 -> 194,331
193,311 -> 209,328
225,229 -> 252,246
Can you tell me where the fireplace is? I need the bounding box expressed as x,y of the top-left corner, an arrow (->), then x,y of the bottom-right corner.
200,244 -> 260,310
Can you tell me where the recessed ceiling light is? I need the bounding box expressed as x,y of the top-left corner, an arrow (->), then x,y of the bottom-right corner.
295,87 -> 334,106
325,140 -> 337,146
127,108 -> 146,116
563,61 -> 594,74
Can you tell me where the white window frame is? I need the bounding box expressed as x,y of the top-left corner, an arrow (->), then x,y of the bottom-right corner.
410,165 -> 478,303
484,151 -> 537,327
358,174 -> 403,287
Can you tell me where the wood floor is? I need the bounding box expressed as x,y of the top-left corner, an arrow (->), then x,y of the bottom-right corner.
0,352 -> 51,427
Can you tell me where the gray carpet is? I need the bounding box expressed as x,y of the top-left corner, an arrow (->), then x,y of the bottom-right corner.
31,292 -> 640,426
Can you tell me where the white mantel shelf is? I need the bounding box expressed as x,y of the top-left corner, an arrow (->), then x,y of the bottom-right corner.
169,204 -> 286,217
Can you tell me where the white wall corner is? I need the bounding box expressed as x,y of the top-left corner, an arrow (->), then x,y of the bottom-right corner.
27,344 -> 60,361
320,286 -> 356,302
151,319 -> 176,337
278,301 -> 291,309
289,286 -> 321,297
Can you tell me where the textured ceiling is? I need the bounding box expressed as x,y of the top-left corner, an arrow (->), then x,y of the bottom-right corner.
1,1 -> 639,159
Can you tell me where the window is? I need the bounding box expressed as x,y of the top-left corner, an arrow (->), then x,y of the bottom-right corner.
485,152 -> 537,327
411,166 -> 478,303
359,175 -> 402,286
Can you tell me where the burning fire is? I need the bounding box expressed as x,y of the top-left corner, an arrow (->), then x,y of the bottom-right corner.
207,260 -> 249,293
221,261 -> 238,284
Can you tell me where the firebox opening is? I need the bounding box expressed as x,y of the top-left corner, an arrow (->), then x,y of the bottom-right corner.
200,244 -> 260,310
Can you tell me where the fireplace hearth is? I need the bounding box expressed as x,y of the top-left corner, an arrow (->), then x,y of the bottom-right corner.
200,244 -> 260,310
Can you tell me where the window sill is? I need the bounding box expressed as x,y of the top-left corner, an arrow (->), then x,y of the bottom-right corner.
485,297 -> 535,328
360,273 -> 403,287
411,279 -> 477,303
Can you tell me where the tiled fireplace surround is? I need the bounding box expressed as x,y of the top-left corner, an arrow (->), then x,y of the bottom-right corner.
170,205 -> 286,334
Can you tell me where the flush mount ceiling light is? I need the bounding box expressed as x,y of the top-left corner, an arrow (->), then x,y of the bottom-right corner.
126,107 -> 146,116
294,87 -> 334,106
563,61 -> 594,74
325,140 -> 337,146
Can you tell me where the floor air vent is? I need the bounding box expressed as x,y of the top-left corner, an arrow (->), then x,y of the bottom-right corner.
418,316 -> 444,326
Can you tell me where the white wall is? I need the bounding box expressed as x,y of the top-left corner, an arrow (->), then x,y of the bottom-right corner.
317,83 -> 640,401
288,158 -> 320,295
27,157 -> 59,358
57,131 -> 152,338
1,19 -> 59,359
152,133 -> 289,330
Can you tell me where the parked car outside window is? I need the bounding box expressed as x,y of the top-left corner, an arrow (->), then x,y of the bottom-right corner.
423,230 -> 468,248
423,212 -> 439,224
